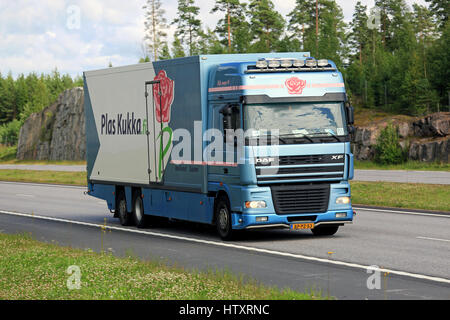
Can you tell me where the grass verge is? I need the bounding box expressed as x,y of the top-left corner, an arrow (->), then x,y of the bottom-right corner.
0,233 -> 319,300
354,160 -> 450,172
0,144 -> 85,165
350,181 -> 450,212
0,145 -> 17,162
0,169 -> 86,186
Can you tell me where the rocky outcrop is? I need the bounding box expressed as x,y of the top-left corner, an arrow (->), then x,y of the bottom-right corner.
352,112 -> 450,163
408,137 -> 449,163
16,87 -> 85,161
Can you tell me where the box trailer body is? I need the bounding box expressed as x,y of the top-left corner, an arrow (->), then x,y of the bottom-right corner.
84,53 -> 354,239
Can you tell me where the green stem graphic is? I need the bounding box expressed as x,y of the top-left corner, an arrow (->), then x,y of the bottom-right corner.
157,126 -> 173,180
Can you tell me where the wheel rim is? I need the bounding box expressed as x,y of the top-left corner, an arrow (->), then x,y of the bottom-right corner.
218,206 -> 229,232
135,198 -> 142,221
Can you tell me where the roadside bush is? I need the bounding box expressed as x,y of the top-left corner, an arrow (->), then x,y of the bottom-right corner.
0,119 -> 21,146
374,123 -> 406,165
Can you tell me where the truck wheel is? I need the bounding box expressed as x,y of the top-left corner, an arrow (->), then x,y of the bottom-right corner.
311,225 -> 339,236
132,192 -> 148,228
116,190 -> 132,226
215,197 -> 235,241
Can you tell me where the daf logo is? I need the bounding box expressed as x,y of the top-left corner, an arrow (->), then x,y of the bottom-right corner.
256,157 -> 275,165
331,155 -> 344,160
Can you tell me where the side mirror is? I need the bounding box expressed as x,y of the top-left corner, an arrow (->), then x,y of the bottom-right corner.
219,105 -> 233,130
346,106 -> 354,125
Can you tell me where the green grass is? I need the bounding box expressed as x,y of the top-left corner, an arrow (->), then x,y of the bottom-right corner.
0,144 -> 85,165
0,169 -> 86,186
0,233 -> 320,300
0,145 -> 17,162
351,181 -> 450,212
354,160 -> 450,172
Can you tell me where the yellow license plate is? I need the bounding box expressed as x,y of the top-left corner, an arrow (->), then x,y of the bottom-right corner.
290,223 -> 315,230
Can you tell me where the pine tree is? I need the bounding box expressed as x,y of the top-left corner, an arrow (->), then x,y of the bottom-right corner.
247,0 -> 285,52
0,72 -> 16,124
211,0 -> 250,53
172,36 -> 186,58
198,28 -> 227,54
349,1 -> 369,63
287,0 -> 346,66
425,0 -> 449,29
288,0 -> 316,51
143,0 -> 168,61
172,0 -> 202,56
159,42 -> 172,60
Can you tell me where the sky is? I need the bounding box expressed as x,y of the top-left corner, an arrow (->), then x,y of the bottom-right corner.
0,0 -> 427,78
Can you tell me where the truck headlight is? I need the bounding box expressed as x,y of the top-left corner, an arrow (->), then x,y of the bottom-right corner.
336,196 -> 350,204
245,201 -> 267,209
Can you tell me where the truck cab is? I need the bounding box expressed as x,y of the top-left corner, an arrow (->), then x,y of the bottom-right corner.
206,56 -> 354,239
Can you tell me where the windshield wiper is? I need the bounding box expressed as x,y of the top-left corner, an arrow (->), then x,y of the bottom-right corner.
280,133 -> 314,143
248,134 -> 288,144
314,131 -> 341,142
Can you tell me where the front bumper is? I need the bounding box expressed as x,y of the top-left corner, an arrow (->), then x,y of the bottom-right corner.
231,209 -> 354,230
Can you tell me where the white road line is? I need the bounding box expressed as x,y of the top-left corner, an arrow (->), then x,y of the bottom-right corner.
1,209 -> 450,285
417,236 -> 450,243
15,194 -> 35,197
353,207 -> 450,218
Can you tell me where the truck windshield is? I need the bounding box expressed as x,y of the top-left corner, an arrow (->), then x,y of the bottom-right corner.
244,102 -> 348,138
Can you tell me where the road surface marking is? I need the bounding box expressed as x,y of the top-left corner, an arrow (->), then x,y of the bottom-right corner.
1,209 -> 450,285
353,206 -> 450,218
416,236 -> 450,243
15,194 -> 35,198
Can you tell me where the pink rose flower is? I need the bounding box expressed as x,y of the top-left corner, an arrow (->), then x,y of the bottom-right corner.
153,70 -> 174,123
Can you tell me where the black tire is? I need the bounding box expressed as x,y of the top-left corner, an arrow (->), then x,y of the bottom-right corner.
132,191 -> 148,228
215,196 -> 235,241
116,190 -> 132,226
311,225 -> 339,236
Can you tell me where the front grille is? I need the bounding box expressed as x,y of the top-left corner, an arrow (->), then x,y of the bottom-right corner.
255,153 -> 345,183
278,154 -> 344,166
271,184 -> 330,215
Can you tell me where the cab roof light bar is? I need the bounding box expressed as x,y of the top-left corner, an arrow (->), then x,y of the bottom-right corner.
246,58 -> 336,73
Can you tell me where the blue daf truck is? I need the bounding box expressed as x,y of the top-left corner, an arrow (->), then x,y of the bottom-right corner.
84,52 -> 354,240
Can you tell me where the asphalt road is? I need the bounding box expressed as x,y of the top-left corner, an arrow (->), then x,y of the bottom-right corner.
0,181 -> 449,300
1,164 -> 449,184
354,169 -> 450,185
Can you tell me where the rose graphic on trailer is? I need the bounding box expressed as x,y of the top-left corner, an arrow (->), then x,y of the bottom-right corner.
153,70 -> 174,123
285,77 -> 306,95
152,70 -> 174,180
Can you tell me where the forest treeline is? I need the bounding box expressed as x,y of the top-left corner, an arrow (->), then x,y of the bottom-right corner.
143,0 -> 449,115
0,70 -> 83,145
0,0 -> 448,146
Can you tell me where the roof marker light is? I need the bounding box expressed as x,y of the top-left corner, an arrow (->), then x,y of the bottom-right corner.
255,60 -> 268,68
305,59 -> 317,67
318,59 -> 329,67
293,59 -> 305,67
268,60 -> 281,68
280,59 -> 293,68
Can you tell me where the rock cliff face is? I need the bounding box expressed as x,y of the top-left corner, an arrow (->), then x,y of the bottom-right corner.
352,112 -> 450,162
16,87 -> 85,161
